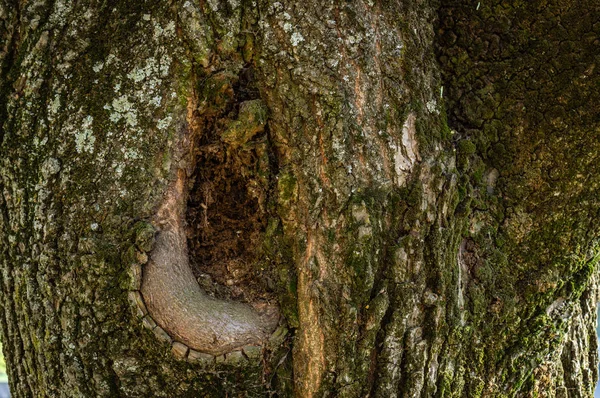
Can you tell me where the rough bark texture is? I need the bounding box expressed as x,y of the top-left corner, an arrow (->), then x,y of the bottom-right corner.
0,0 -> 598,397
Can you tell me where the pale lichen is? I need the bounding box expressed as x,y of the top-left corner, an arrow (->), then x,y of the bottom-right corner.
290,31 -> 305,47
74,115 -> 96,154
93,62 -> 104,73
40,158 -> 61,179
157,116 -> 172,131
49,94 -> 61,115
108,95 -> 138,127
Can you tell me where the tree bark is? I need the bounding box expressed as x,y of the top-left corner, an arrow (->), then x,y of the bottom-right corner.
0,0 -> 598,397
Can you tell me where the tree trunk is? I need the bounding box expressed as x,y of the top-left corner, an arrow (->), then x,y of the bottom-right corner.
0,0 -> 599,397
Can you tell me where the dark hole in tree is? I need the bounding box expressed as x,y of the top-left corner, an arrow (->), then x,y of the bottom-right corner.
186,66 -> 275,305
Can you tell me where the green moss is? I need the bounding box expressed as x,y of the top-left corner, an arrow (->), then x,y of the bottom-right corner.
277,172 -> 297,203
133,221 -> 156,252
458,140 -> 476,156
220,99 -> 268,148
197,72 -> 236,115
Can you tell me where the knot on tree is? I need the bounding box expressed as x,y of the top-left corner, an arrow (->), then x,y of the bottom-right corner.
137,66 -> 280,358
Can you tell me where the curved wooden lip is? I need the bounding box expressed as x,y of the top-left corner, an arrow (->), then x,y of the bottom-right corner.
140,170 -> 279,356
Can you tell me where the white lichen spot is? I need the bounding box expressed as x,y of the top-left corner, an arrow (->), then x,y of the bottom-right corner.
165,21 -> 176,35
49,0 -> 71,25
49,94 -> 61,114
109,112 -> 121,123
41,157 -> 61,179
159,54 -> 171,76
426,99 -> 439,114
124,148 -> 140,160
64,50 -> 77,62
75,115 -> 96,154
150,96 -> 162,107
157,116 -> 172,130
127,67 -> 147,83
92,62 -> 104,72
115,164 -> 124,177
290,31 -> 304,46
207,0 -> 219,11
109,95 -> 138,127
153,22 -> 164,39
143,14 -> 151,21
124,111 -> 138,127
106,54 -> 116,65
152,21 -> 175,39
283,22 -> 293,33
90,223 -> 99,231
33,220 -> 43,232
110,95 -> 127,115
112,95 -> 132,112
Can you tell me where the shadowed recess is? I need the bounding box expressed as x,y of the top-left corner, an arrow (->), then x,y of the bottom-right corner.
140,66 -> 279,355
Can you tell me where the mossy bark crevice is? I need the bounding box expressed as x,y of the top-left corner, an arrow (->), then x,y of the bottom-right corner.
437,0 -> 600,395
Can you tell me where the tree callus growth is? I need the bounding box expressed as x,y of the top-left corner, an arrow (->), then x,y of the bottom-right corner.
0,0 -> 598,397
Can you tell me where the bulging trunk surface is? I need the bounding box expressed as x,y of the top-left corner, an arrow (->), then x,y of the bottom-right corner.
0,0 -> 598,397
